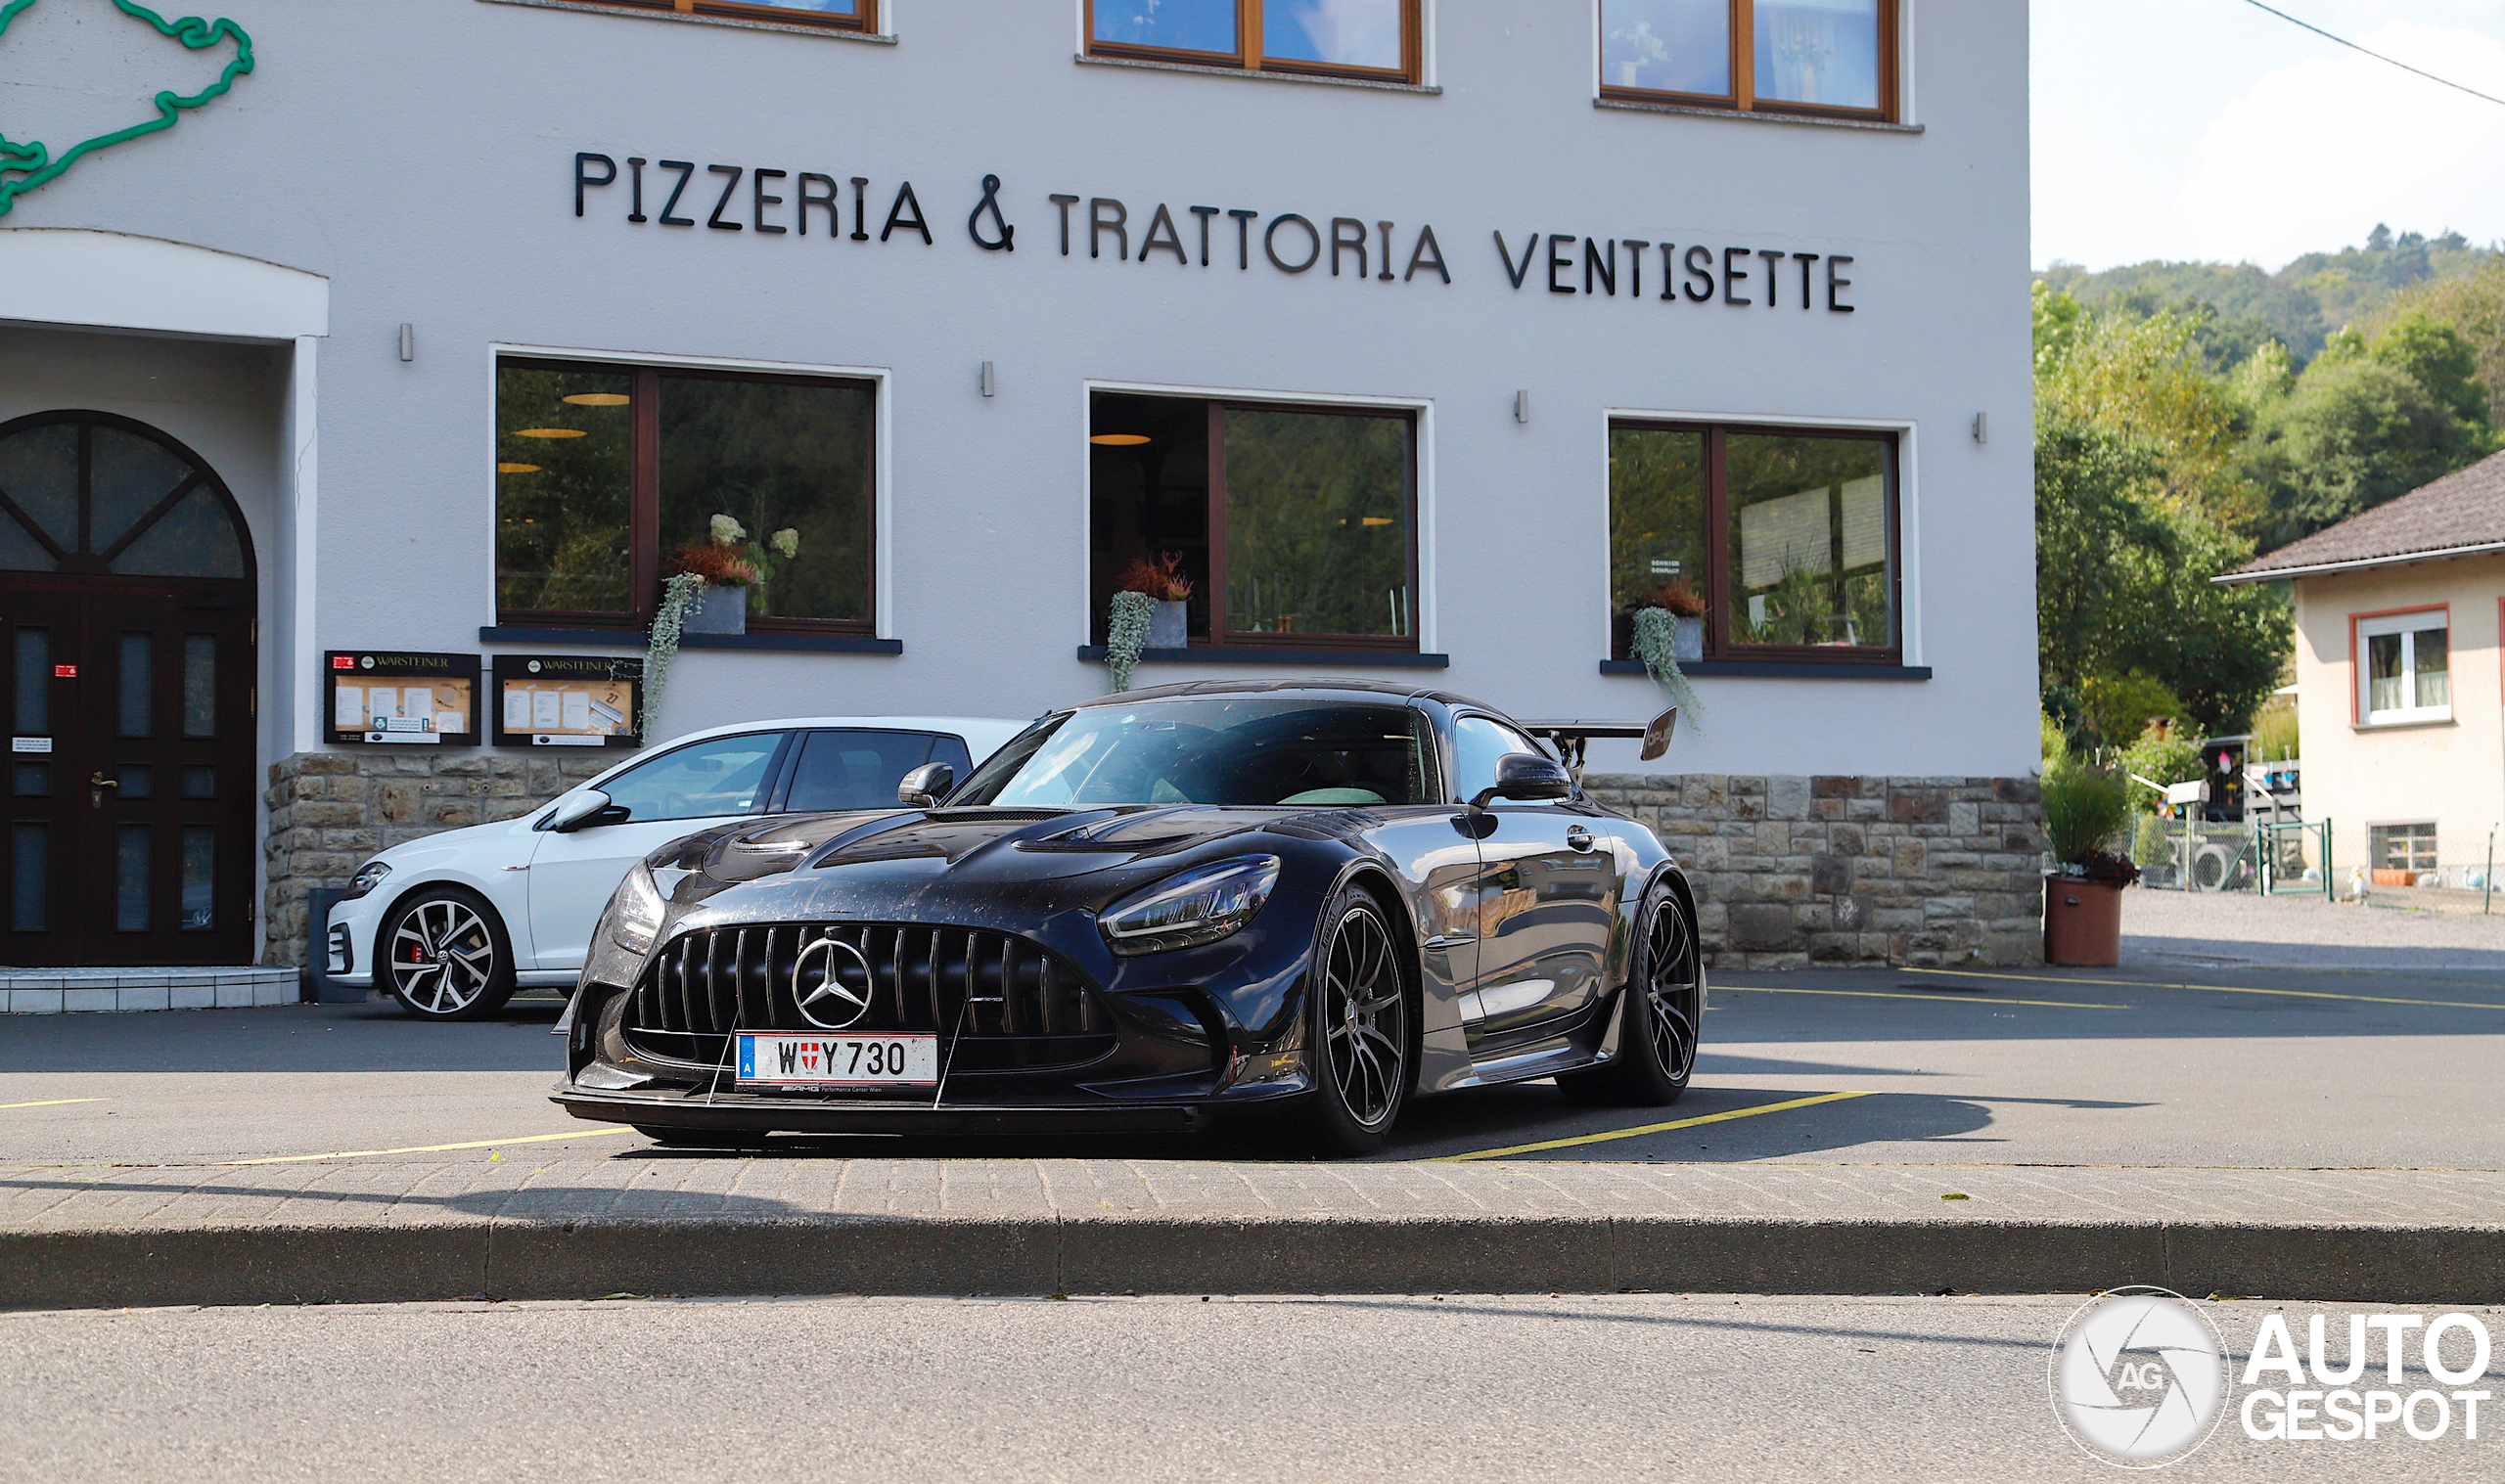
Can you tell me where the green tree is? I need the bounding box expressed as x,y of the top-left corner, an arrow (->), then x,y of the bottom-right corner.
2244,311 -> 2496,550
2371,260 -> 2505,427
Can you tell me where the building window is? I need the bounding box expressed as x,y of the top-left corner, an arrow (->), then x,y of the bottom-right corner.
573,0 -> 877,30
1089,392 -> 1417,651
2355,610 -> 2449,725
495,357 -> 875,633
1610,420 -> 1898,661
1088,0 -> 1423,84
2370,822 -> 2438,875
1600,0 -> 1896,120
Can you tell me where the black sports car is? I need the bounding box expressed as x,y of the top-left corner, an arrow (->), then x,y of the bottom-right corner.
552,681 -> 1702,1153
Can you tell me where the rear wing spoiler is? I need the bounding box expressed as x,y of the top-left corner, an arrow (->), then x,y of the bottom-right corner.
1518,709 -> 1678,778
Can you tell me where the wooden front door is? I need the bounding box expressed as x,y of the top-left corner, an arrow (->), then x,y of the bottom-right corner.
2,412 -> 258,967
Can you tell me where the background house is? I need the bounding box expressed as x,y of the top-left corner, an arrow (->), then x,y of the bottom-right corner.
2220,448 -> 2505,884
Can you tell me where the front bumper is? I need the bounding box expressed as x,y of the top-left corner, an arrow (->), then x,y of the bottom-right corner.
325,892 -> 386,988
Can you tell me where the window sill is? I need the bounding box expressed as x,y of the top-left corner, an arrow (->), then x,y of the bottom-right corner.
475,0 -> 895,42
1076,53 -> 1439,95
1592,97 -> 1922,133
2354,714 -> 2454,733
1598,658 -> 1931,680
1076,645 -> 1449,669
482,625 -> 902,654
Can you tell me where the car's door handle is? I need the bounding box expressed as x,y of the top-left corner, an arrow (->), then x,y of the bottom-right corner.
1566,827 -> 1596,852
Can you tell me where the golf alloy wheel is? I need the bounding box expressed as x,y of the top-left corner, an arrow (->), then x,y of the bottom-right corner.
385,890 -> 516,1020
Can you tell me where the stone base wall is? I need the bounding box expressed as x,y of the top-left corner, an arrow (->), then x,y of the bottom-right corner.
1582,774 -> 2045,969
260,750 -> 614,967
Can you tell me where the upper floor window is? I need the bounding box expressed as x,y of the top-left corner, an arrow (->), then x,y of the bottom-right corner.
1600,0 -> 1895,120
2357,610 -> 2449,725
1089,0 -> 1423,84
588,0 -> 877,30
1089,391 -> 1418,652
1610,420 -> 1899,662
495,357 -> 876,634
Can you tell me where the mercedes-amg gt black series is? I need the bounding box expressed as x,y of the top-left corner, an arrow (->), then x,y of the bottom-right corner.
552,681 -> 1701,1153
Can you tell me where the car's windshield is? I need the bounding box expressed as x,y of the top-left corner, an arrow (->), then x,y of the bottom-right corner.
953,699 -> 1436,809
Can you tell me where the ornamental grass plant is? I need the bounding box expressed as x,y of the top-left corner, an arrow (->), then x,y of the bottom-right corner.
2041,723 -> 2139,882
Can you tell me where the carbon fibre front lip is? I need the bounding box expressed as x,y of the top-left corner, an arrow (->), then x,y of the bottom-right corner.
550,1085 -> 1231,1136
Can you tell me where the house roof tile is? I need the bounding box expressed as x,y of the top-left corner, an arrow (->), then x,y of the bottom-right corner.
2219,448 -> 2505,583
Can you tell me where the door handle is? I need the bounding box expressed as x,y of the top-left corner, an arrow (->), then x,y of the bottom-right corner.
1566,826 -> 1596,852
88,772 -> 118,810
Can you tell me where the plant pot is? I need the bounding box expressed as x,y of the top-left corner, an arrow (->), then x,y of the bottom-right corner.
685,584 -> 747,635
1673,615 -> 1704,663
1147,599 -> 1188,650
2043,875 -> 2122,967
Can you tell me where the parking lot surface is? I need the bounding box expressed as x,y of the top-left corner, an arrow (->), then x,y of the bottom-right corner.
6,959 -> 2501,1173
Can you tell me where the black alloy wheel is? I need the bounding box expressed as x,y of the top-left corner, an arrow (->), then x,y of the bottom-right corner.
1557,881 -> 1700,1106
381,888 -> 517,1021
1298,886 -> 1413,1155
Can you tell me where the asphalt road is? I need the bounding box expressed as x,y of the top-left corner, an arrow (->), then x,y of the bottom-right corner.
3,1293 -> 2490,1483
4,962 -> 2503,1170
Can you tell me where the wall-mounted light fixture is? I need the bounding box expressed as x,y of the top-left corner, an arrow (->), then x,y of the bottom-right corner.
1972,411 -> 1988,445
980,361 -> 996,398
1514,389 -> 1531,425
398,323 -> 414,363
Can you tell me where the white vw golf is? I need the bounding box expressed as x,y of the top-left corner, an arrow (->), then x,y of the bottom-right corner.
324,716 -> 1025,1019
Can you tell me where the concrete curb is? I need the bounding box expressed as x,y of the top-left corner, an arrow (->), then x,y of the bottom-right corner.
11,1215 -> 2505,1310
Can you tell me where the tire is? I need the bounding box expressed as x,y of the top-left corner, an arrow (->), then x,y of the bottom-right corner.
1556,881 -> 1700,1107
632,1126 -> 763,1149
380,887 -> 517,1021
1295,885 -> 1414,1156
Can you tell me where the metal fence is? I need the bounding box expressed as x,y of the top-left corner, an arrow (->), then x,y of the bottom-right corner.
2120,815 -> 2332,899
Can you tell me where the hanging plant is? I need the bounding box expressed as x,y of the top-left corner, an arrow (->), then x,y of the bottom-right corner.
642,570 -> 707,742
1105,589 -> 1155,695
1630,606 -> 1704,733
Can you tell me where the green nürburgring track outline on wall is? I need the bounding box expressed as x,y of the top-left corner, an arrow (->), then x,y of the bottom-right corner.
0,0 -> 253,216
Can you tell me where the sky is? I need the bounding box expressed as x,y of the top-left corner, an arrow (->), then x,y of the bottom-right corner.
2031,0 -> 2505,271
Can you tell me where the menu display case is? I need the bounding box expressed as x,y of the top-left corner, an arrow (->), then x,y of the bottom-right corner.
490,654 -> 642,748
325,652 -> 481,746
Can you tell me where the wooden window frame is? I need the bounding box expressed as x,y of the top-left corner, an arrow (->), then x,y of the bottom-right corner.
494,356 -> 878,637
1609,418 -> 1903,665
1088,394 -> 1422,654
576,0 -> 879,30
1084,0 -> 1424,85
1596,0 -> 1898,123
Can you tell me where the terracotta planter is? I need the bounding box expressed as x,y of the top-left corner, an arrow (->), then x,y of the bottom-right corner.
2043,875 -> 2122,967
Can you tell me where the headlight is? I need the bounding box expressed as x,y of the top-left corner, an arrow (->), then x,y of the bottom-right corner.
342,860 -> 391,901
1099,855 -> 1281,956
611,862 -> 666,957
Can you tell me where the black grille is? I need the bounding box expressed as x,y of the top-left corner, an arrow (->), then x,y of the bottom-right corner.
621,922 -> 1116,1075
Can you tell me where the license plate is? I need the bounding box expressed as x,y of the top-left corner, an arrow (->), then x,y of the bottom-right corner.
735,1032 -> 938,1087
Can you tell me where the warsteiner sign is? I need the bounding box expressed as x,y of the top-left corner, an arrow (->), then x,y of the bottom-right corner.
570,156 -> 1860,310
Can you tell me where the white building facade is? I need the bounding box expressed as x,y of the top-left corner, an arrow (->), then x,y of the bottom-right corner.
0,0 -> 2039,972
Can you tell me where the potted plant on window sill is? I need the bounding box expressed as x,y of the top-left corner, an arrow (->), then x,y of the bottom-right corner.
668,541 -> 755,635
2041,734 -> 2140,967
1104,552 -> 1195,693
1626,579 -> 1707,725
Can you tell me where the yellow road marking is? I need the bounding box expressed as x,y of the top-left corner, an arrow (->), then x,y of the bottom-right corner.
1716,983 -> 2124,1011
1904,966 -> 2505,1012
216,1127 -> 634,1166
1433,1090 -> 1874,1161
0,1098 -> 106,1110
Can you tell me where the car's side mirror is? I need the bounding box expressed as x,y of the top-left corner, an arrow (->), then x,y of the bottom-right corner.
897,762 -> 955,809
1471,752 -> 1573,811
546,789 -> 621,832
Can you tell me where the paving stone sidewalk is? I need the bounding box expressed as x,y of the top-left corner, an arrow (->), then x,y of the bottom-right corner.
6,1159 -> 2500,1310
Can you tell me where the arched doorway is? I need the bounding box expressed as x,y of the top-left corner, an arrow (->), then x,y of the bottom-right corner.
2,411 -> 257,967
